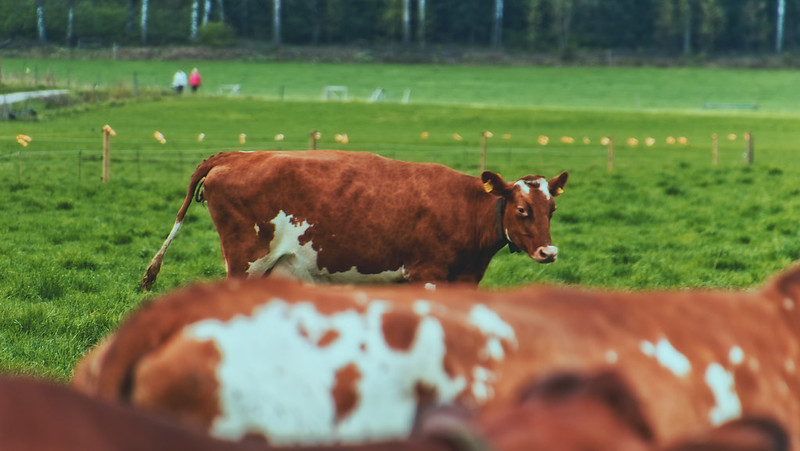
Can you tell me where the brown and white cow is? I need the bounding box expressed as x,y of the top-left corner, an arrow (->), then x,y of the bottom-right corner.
5,373 -> 786,451
79,262 -> 800,448
140,150 -> 568,290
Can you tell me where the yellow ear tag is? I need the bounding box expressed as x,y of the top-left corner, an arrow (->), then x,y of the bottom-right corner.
483,180 -> 494,193
555,187 -> 564,195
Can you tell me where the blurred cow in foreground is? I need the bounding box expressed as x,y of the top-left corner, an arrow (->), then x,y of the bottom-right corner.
80,263 -> 800,448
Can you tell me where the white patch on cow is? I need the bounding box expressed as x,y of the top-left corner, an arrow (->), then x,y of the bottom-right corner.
254,224 -> 260,234
471,366 -> 495,403
353,292 -> 369,306
640,338 -> 691,377
728,346 -> 744,365
187,299 -> 466,444
424,283 -> 436,291
605,349 -> 618,364
786,358 -> 796,374
784,298 -> 795,310
248,211 -> 407,284
413,300 -> 431,316
515,178 -> 551,200
468,304 -> 517,361
705,363 -> 742,425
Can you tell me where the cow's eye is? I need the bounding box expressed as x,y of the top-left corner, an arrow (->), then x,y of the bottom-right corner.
517,207 -> 528,217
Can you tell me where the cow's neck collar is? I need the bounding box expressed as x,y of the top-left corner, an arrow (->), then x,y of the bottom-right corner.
496,198 -> 521,253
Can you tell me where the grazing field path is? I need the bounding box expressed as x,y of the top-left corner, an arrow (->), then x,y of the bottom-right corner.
0,89 -> 70,105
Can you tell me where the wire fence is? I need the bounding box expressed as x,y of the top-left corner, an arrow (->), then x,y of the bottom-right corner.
0,128 -> 756,187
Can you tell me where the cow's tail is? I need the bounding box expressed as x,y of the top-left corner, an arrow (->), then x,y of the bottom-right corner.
140,157 -> 218,291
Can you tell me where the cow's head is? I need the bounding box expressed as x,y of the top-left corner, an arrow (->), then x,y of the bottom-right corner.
481,170 -> 568,263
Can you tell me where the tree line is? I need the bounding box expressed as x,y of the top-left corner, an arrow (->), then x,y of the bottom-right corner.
1,0 -> 797,56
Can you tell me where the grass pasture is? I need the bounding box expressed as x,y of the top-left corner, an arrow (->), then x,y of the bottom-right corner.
5,57 -> 800,110
2,62 -> 800,381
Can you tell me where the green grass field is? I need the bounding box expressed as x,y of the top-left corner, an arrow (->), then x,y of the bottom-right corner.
5,57 -> 800,110
2,60 -> 800,381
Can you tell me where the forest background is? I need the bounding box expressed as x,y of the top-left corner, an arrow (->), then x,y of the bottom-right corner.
3,0 -> 800,63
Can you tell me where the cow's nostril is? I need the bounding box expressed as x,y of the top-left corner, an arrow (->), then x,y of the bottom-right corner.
533,246 -> 558,263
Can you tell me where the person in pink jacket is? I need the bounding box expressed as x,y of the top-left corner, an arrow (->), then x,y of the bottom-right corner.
189,68 -> 202,93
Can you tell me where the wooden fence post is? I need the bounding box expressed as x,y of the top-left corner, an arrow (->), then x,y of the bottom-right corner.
102,125 -> 116,183
309,130 -> 319,150
607,136 -> 615,172
102,130 -> 110,183
745,131 -> 754,165
711,133 -> 719,166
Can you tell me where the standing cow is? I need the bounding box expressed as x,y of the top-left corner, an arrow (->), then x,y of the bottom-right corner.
141,150 -> 568,290
78,263 -> 800,449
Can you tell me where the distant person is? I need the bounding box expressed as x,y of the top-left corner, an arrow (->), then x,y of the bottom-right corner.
172,69 -> 187,94
189,68 -> 202,93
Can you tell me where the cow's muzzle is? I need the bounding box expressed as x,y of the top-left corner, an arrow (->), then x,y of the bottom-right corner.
532,245 -> 558,263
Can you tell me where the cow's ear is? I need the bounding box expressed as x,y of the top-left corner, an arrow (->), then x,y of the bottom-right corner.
549,171 -> 568,197
481,171 -> 509,197
664,417 -> 789,451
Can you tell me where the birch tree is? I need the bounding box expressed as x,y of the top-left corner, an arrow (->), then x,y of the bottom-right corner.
66,0 -> 75,46
36,0 -> 46,43
203,0 -> 212,26
191,0 -> 200,41
273,0 -> 282,45
776,0 -> 785,53
403,0 -> 410,46
417,0 -> 426,46
141,0 -> 148,44
492,0 -> 503,48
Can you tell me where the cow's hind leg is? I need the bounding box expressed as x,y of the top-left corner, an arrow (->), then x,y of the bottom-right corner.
218,223 -> 272,278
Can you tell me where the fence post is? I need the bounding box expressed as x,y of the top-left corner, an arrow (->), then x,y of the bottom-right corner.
607,136 -> 615,172
309,130 -> 319,150
711,133 -> 719,166
745,131 -> 754,165
103,130 -> 110,183
102,125 -> 116,183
